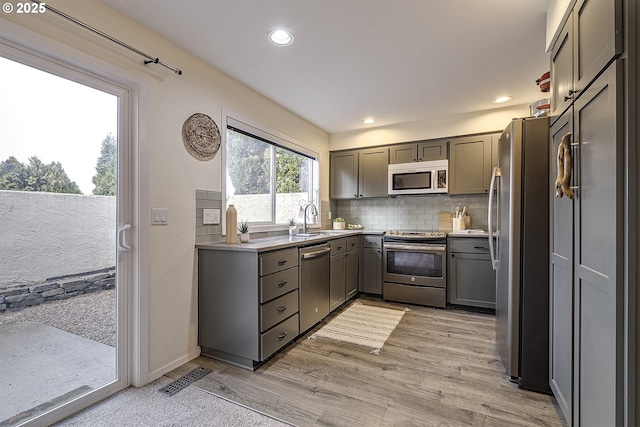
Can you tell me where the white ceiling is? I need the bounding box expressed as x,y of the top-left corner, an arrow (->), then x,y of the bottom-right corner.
100,0 -> 551,134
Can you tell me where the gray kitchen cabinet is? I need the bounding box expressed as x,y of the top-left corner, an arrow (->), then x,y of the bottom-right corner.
360,235 -> 382,295
345,237 -> 359,300
447,237 -> 496,310
550,0 -> 622,118
548,59 -> 623,425
329,238 -> 346,311
198,247 -> 299,370
330,147 -> 388,199
329,150 -> 358,199
329,237 -> 359,311
389,139 -> 447,164
549,107 -> 574,423
448,134 -> 495,194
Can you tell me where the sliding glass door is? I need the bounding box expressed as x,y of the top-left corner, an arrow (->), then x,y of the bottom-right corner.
0,42 -> 131,426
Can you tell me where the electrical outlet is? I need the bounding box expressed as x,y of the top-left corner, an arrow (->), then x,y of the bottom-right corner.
203,208 -> 220,225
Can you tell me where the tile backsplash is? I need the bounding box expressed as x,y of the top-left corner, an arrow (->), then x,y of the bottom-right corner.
195,190 -> 223,244
334,194 -> 490,231
197,190 -> 489,242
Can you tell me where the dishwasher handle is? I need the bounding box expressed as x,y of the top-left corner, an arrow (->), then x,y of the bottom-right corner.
301,247 -> 331,259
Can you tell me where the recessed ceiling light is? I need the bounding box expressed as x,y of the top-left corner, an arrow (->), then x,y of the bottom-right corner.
269,29 -> 294,46
363,118 -> 376,124
492,96 -> 512,104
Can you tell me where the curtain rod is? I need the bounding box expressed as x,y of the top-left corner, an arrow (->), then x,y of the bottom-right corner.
30,0 -> 183,75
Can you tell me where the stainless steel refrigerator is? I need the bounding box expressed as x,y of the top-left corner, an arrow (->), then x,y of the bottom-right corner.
488,116 -> 551,393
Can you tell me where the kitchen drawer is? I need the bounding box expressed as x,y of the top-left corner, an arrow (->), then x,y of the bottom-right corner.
346,236 -> 359,251
448,237 -> 492,254
361,235 -> 382,249
260,289 -> 299,332
260,248 -> 298,276
260,266 -> 299,303
260,313 -> 299,360
330,238 -> 347,256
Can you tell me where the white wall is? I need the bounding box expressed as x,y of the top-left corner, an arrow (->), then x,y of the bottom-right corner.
0,191 -> 115,286
329,104 -> 530,151
1,0 -> 329,382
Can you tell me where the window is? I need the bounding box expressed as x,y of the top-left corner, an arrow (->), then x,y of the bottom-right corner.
224,116 -> 319,228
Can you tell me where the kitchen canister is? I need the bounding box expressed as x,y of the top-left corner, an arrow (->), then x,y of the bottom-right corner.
226,204 -> 237,244
452,217 -> 466,232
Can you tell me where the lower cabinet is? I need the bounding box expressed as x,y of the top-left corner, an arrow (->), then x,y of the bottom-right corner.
447,237 -> 496,310
330,237 -> 359,311
198,247 -> 299,370
360,235 -> 383,295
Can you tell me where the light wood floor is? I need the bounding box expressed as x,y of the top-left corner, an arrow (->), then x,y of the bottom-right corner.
170,298 -> 567,427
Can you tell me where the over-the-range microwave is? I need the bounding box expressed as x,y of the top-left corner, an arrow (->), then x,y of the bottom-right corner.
388,159 -> 448,195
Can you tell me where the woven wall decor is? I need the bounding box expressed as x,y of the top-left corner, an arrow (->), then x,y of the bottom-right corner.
181,113 -> 221,161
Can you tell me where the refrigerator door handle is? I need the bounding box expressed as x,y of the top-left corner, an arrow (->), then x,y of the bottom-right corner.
488,166 -> 500,270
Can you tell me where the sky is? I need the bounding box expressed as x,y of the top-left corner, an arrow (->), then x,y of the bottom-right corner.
0,56 -> 117,194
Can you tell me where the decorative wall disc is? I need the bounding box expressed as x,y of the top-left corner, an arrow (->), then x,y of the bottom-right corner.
181,113 -> 221,161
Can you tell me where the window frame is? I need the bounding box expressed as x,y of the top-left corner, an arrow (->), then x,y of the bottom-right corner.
222,111 -> 319,234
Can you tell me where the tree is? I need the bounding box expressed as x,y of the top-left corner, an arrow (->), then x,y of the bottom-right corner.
227,130 -> 307,195
0,156 -> 82,193
92,133 -> 116,196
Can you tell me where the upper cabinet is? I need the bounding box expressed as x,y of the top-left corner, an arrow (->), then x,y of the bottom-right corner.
550,0 -> 622,118
448,134 -> 500,195
389,139 -> 447,164
330,147 -> 388,199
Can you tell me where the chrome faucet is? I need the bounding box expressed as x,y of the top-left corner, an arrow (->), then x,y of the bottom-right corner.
302,202 -> 318,234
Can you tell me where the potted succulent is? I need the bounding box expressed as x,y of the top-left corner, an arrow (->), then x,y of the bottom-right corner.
333,217 -> 346,230
238,220 -> 250,243
288,218 -> 298,236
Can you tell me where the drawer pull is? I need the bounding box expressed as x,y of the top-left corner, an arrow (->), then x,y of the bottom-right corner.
278,281 -> 288,287
474,246 -> 490,251
278,332 -> 288,340
277,306 -> 287,313
369,242 -> 378,246
277,260 -> 287,266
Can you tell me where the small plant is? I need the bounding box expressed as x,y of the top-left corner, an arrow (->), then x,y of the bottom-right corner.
288,218 -> 297,227
237,220 -> 249,234
333,217 -> 345,222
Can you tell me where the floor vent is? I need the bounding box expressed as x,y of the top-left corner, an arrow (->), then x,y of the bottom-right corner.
158,366 -> 212,397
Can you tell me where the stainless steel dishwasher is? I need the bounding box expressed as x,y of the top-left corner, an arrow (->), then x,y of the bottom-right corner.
299,243 -> 331,333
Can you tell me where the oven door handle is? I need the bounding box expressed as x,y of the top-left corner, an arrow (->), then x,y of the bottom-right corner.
383,243 -> 446,252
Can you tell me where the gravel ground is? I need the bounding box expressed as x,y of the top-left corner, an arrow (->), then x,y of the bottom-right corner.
0,289 -> 116,347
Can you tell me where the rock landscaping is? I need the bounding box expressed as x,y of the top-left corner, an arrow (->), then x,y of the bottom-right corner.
0,268 -> 115,312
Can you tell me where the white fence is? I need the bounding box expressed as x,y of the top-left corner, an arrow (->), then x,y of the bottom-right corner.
0,190 -> 116,287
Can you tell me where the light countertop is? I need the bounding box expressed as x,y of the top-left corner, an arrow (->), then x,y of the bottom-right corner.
197,229 -> 385,253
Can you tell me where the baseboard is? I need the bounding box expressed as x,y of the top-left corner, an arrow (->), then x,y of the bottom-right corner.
146,346 -> 201,384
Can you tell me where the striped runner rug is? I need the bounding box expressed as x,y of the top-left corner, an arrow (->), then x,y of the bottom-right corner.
312,302 -> 406,353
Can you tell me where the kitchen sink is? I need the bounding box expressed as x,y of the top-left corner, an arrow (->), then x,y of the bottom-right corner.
296,231 -> 347,238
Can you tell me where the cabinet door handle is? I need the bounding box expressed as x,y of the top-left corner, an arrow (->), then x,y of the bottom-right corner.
277,306 -> 287,313
278,260 -> 287,266
337,246 -> 343,250
278,332 -> 288,340
278,281 -> 288,287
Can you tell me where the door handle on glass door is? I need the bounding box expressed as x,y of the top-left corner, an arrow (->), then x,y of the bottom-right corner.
118,224 -> 131,252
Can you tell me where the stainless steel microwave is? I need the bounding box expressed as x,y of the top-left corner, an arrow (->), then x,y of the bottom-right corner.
388,159 -> 448,195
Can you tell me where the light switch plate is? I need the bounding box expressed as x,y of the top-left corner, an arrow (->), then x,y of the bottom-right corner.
203,208 -> 220,225
151,208 -> 168,225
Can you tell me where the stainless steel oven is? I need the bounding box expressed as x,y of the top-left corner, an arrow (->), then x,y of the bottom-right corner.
383,231 -> 447,308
